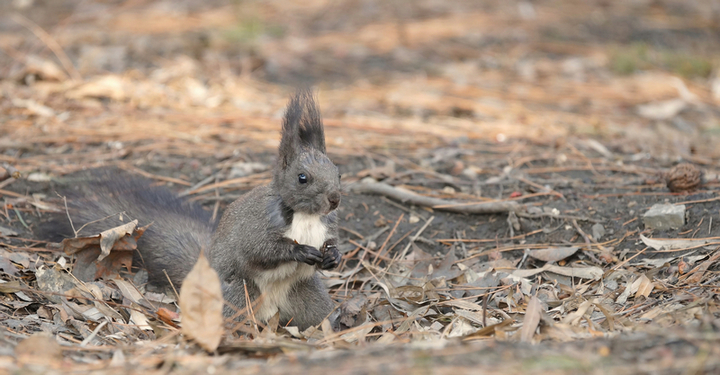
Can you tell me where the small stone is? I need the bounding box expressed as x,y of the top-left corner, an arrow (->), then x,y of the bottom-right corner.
643,204 -> 685,230
591,223 -> 605,240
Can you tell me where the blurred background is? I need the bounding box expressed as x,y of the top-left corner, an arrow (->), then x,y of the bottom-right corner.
1,0 -> 720,176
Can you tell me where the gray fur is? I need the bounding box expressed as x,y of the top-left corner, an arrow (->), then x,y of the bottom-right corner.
44,171 -> 215,290
211,90 -> 342,328
44,91 -> 342,330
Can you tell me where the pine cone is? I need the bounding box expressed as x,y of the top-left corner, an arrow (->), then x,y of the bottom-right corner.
666,163 -> 703,193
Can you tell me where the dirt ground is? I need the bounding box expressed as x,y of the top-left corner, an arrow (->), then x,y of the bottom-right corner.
2,0 -> 720,374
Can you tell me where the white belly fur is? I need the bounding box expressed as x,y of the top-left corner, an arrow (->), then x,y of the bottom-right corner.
253,212 -> 327,321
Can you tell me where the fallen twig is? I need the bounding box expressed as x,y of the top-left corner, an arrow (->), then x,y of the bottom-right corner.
1,163 -> 20,180
348,179 -> 521,214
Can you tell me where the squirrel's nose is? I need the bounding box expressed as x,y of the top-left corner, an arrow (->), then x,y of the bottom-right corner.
328,192 -> 341,210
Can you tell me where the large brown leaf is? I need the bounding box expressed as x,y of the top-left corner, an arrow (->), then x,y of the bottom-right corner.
179,252 -> 224,352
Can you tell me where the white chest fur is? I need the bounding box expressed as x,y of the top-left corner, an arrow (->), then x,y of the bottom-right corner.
253,212 -> 328,322
284,212 -> 328,249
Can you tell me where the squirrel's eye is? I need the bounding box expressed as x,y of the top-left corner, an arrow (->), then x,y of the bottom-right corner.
298,173 -> 308,184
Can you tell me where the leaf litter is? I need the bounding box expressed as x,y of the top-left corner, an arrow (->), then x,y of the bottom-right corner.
1,0 -> 720,373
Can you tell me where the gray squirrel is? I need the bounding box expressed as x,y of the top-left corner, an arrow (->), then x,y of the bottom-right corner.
44,91 -> 342,330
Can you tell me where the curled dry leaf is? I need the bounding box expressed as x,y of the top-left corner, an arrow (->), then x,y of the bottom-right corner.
58,221 -> 148,281
677,259 -> 689,275
633,274 -> 655,299
98,220 -> 138,261
527,246 -> 579,262
157,307 -> 180,327
562,300 -> 593,326
616,274 -> 655,305
179,252 -> 224,352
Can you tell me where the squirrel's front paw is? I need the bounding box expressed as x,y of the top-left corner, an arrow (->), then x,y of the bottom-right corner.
293,244 -> 323,265
320,241 -> 342,270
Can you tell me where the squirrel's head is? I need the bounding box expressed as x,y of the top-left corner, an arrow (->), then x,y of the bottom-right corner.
273,90 -> 341,216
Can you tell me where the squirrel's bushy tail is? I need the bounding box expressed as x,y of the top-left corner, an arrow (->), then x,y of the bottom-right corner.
41,169 -> 215,290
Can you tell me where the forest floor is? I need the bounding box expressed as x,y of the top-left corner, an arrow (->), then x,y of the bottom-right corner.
1,0 -> 720,374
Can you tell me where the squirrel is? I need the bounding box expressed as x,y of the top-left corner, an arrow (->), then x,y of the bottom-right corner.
43,91 -> 343,330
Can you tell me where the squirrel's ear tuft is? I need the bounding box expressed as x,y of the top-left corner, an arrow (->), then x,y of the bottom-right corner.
279,89 -> 326,168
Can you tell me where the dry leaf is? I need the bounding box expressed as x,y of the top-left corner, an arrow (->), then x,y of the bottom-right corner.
447,317 -> 477,338
71,245 -> 134,282
130,309 -> 153,331
179,252 -> 224,352
455,309 -> 489,326
0,255 -> 19,275
640,235 -> 715,251
340,322 -> 374,343
86,283 -> 123,321
562,300 -> 593,325
99,220 -> 138,261
527,246 -> 579,262
634,274 -> 655,299
113,279 -> 144,304
677,259 -> 689,275
679,251 -> 720,285
321,318 -> 334,339
66,75 -> 126,100
617,275 -> 655,305
59,222 -> 147,281
337,295 -> 369,329
157,307 -> 180,327
0,279 -> 22,293
520,295 -> 542,342
440,299 -> 483,311
513,264 -> 603,280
